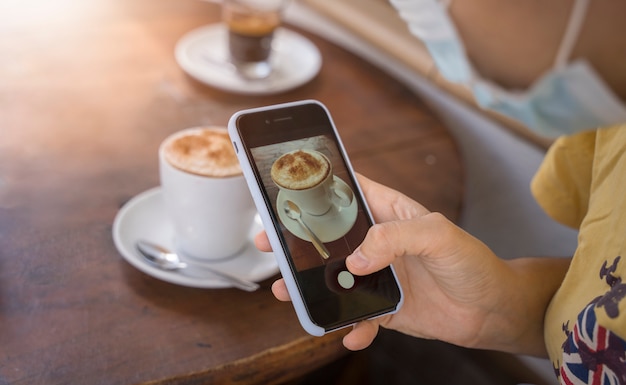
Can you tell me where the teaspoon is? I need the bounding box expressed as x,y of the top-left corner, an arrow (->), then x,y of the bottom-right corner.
135,240 -> 260,292
283,200 -> 330,259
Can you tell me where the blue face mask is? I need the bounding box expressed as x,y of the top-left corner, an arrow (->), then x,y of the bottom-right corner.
391,0 -> 626,138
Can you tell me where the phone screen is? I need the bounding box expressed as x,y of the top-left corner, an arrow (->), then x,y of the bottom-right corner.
234,102 -> 401,331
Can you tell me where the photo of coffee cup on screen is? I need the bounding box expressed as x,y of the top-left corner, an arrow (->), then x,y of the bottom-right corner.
248,138 -> 360,271
271,149 -> 353,216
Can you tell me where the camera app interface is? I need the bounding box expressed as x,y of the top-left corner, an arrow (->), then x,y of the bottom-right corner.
240,105 -> 401,329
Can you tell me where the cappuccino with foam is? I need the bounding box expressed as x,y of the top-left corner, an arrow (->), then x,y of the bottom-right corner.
161,127 -> 241,178
270,149 -> 351,216
159,127 -> 255,260
271,149 -> 330,190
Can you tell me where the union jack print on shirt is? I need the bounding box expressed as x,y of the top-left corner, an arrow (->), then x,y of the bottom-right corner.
557,256 -> 626,385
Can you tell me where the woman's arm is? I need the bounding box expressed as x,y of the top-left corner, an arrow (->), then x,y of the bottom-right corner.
259,174 -> 571,355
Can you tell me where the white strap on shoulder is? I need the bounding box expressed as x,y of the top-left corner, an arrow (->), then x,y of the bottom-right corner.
554,0 -> 591,69
390,0 -> 457,41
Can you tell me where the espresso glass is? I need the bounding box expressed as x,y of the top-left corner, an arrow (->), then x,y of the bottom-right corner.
222,0 -> 288,79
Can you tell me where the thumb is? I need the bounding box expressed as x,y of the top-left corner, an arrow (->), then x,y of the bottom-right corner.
346,212 -> 452,276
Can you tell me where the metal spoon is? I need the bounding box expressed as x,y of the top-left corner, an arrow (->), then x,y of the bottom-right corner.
135,240 -> 260,292
283,200 -> 330,259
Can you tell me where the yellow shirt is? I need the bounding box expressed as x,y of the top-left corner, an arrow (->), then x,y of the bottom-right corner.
531,124 -> 626,384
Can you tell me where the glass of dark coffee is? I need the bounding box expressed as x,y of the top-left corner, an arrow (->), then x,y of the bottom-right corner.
222,0 -> 287,80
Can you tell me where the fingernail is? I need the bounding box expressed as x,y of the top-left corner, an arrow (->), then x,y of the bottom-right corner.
347,249 -> 369,270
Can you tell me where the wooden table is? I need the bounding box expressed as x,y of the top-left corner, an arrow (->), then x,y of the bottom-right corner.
0,1 -> 462,384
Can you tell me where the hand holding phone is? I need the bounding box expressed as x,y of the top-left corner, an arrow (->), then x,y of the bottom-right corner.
228,100 -> 403,336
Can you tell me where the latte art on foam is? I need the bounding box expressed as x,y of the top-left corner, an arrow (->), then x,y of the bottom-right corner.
162,128 -> 241,177
271,149 -> 330,190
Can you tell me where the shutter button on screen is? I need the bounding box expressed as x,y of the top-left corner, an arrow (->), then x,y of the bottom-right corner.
337,270 -> 355,289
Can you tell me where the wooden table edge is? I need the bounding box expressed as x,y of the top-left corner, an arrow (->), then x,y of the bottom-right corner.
138,330 -> 350,385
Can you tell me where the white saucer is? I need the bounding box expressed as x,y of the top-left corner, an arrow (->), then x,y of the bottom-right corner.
277,176 -> 358,243
175,24 -> 322,95
112,187 -> 278,289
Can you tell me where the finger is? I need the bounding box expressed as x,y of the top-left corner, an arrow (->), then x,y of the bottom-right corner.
254,231 -> 272,252
355,173 -> 429,222
342,320 -> 380,351
347,212 -> 455,276
271,279 -> 291,301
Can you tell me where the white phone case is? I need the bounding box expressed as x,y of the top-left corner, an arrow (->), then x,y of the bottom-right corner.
228,100 -> 402,336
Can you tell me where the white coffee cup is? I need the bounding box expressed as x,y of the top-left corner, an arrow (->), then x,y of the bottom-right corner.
271,149 -> 353,216
159,127 -> 256,260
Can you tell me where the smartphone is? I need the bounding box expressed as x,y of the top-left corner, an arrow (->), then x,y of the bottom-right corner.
228,100 -> 403,336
